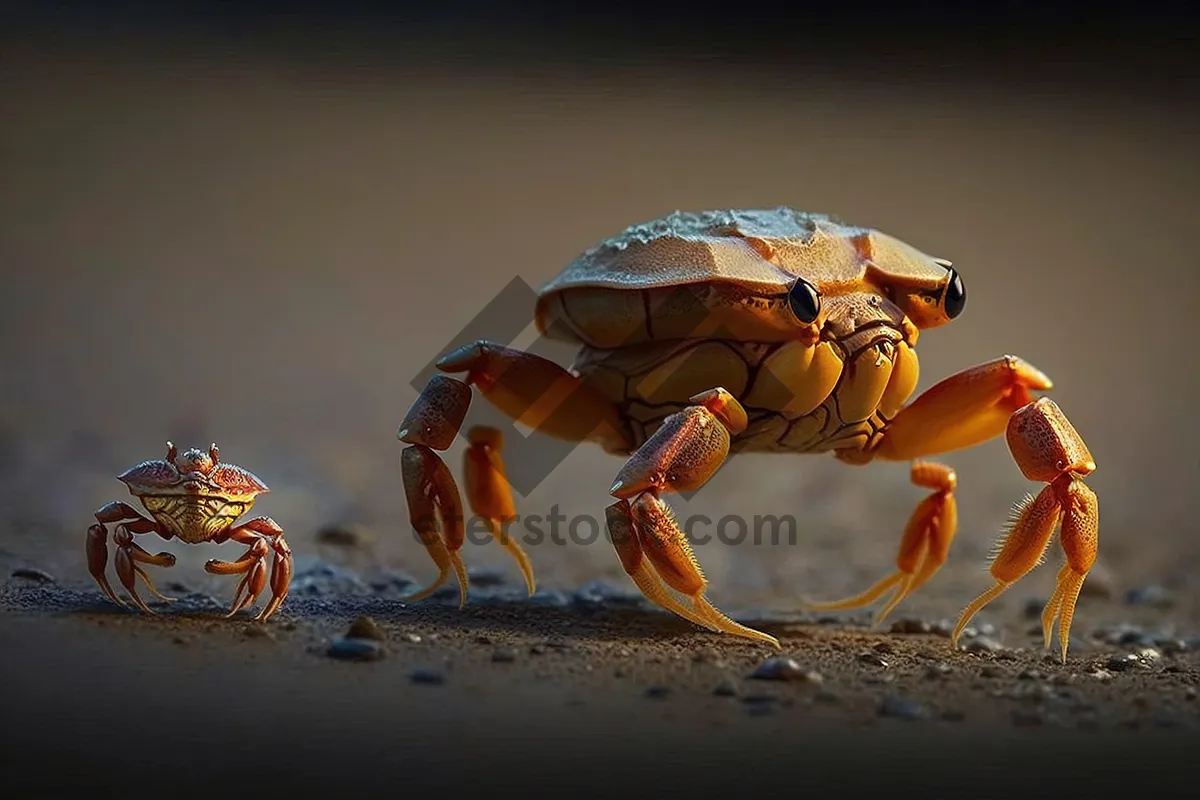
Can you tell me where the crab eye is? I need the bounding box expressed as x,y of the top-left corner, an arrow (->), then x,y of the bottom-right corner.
787,277 -> 822,324
942,268 -> 966,319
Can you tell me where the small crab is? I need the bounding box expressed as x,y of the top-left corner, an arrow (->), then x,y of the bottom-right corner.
396,207 -> 1099,662
87,441 -> 293,621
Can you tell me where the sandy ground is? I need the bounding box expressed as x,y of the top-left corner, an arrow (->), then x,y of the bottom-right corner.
2,42 -> 1199,792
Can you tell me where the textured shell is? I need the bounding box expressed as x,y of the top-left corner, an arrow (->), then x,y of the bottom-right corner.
118,459 -> 269,499
537,207 -> 949,297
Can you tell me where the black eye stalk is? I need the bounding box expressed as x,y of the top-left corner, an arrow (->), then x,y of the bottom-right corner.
942,267 -> 966,320
788,277 -> 822,324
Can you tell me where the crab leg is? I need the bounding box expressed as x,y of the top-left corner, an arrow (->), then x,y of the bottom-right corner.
805,461 -> 957,626
87,501 -> 177,613
951,398 -> 1097,662
806,355 -> 1054,623
607,388 -> 780,649
396,343 -> 632,604
463,426 -> 535,595
207,517 -> 293,621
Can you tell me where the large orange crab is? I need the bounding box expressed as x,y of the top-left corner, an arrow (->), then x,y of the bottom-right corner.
396,208 -> 1098,661
86,442 -> 293,621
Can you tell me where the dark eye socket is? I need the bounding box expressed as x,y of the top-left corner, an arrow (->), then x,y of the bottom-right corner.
787,277 -> 822,324
942,268 -> 966,319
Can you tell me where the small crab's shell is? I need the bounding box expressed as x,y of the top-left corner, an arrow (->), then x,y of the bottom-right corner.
534,207 -> 951,347
118,460 -> 269,503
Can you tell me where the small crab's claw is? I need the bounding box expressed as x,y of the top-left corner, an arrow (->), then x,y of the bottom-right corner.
951,398 -> 1098,663
88,502 -> 177,613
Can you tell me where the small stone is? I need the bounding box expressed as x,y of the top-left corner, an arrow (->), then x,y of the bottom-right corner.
492,648 -> 517,663
749,657 -> 821,683
713,678 -> 739,697
873,641 -> 894,654
345,616 -> 385,641
1087,669 -> 1114,681
1105,654 -> 1140,672
410,667 -> 445,685
645,684 -> 671,699
10,567 -> 54,583
327,637 -> 385,662
890,618 -> 931,634
1184,687 -> 1197,701
1124,585 -> 1173,608
857,651 -> 889,668
878,694 -> 930,720
963,636 -> 1004,653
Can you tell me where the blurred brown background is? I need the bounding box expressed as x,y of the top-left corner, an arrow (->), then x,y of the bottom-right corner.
2,9 -> 1198,626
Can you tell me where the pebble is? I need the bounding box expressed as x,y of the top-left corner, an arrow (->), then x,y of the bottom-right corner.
410,668 -> 445,685
326,637 -> 385,662
1105,654 -> 1142,672
492,648 -> 517,663
713,679 -> 739,697
878,694 -> 930,720
10,567 -> 54,583
345,616 -> 384,641
963,636 -> 1004,653
404,633 -> 422,643
857,651 -> 889,668
749,657 -> 823,684
644,685 -> 671,699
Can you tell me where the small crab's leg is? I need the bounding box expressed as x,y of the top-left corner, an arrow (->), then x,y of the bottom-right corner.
88,501 -> 176,612
607,388 -> 780,649
463,426 -> 535,595
209,517 -> 293,621
952,399 -> 1097,662
397,346 -> 632,606
804,461 -> 957,625
871,355 -> 1053,462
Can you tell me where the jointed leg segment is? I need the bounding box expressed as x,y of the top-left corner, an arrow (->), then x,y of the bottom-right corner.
207,516 -> 293,621
809,356 -> 1098,661
606,388 -> 780,648
397,341 -> 629,605
87,501 -> 177,613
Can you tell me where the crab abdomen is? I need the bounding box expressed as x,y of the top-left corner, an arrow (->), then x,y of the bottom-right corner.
137,495 -> 251,544
572,334 -> 919,455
